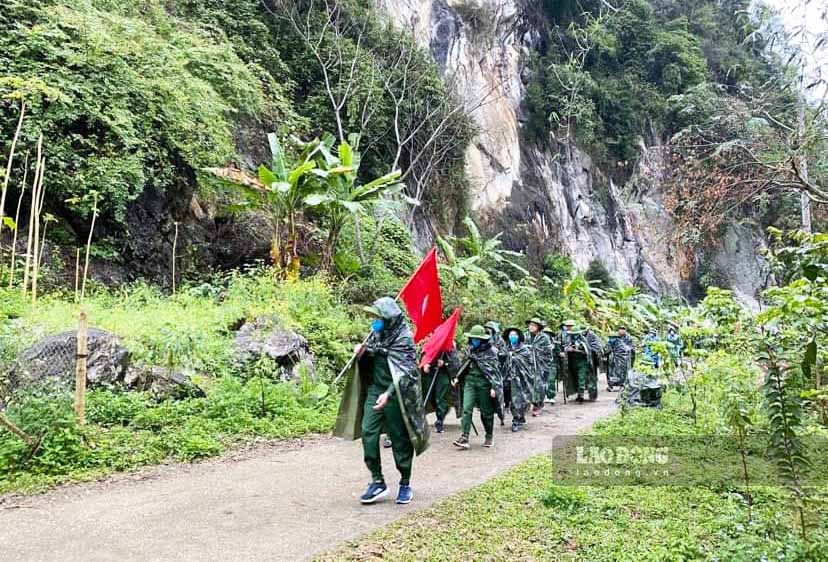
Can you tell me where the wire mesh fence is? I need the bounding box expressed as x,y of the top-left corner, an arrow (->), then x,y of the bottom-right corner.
0,312 -> 88,422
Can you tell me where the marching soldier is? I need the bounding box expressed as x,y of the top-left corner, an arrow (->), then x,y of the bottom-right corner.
525,317 -> 553,416
452,325 -> 504,450
502,326 -> 534,431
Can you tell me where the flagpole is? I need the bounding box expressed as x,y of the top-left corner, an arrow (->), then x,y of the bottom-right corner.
333,248 -> 439,386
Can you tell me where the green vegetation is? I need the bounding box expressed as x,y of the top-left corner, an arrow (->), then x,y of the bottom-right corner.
0,0 -> 471,245
524,0 -> 769,168
0,272 -> 362,493
320,353 -> 828,561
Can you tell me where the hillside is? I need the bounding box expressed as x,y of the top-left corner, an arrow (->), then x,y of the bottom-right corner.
2,0 -> 826,302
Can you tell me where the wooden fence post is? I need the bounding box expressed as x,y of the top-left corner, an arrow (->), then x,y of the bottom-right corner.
74,310 -> 88,425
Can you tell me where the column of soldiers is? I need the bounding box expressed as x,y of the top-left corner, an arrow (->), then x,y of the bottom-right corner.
432,317 -> 618,449
352,296 -> 678,504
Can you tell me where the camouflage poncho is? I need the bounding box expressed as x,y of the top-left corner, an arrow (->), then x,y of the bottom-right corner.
526,331 -> 554,403
501,340 -> 534,416
606,334 -> 634,387
559,330 -> 591,397
456,341 -> 505,419
334,298 -> 430,455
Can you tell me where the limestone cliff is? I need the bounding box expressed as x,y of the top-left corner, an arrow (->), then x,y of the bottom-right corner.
377,0 -> 769,305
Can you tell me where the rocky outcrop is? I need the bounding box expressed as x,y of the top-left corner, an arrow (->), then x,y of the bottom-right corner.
378,0 -> 770,304
233,316 -> 316,381
3,329 -> 130,404
3,329 -> 205,403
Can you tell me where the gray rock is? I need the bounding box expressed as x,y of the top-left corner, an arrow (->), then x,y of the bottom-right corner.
4,329 -> 130,403
123,366 -> 206,400
234,316 -> 315,380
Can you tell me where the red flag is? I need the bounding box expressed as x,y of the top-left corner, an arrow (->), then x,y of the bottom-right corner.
399,247 -> 443,343
419,308 -> 461,367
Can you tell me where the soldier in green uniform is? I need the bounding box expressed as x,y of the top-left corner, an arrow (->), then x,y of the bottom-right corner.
452,325 -> 504,450
584,327 -> 603,401
525,317 -> 553,416
334,297 -> 429,505
422,346 -> 459,434
605,325 -> 634,391
502,326 -> 534,431
666,324 -> 684,368
561,320 -> 593,403
543,324 -> 559,404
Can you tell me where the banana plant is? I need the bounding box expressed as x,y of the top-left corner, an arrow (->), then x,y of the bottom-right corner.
435,234 -> 492,289
303,133 -> 413,270
439,216 -> 530,283
206,133 -> 326,279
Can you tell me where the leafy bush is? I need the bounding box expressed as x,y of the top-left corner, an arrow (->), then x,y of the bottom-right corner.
0,0 -> 268,228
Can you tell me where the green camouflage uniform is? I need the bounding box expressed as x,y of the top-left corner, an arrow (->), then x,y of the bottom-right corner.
334,298 -> 429,486
606,333 -> 634,389
501,330 -> 534,422
526,330 -> 553,407
562,329 -> 593,399
544,327 -> 559,400
422,348 -> 459,423
457,341 -> 503,439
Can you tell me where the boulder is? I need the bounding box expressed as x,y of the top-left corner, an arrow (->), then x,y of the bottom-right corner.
234,316 -> 315,380
3,329 -> 130,404
3,329 -> 204,404
123,366 -> 206,400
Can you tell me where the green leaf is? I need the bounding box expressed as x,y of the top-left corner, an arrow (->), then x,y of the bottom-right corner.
258,165 -> 277,188
2,216 -> 16,230
304,194 -> 332,206
267,133 -> 287,180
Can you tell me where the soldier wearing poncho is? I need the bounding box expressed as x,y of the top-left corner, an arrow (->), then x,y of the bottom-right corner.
560,320 -> 595,403
642,328 -> 661,368
666,324 -> 684,368
584,327 -> 604,400
334,298 -> 429,506
525,317 -> 553,416
605,326 -> 634,391
422,346 -> 459,434
502,327 -> 534,432
484,321 -> 507,426
452,325 -> 504,450
543,325 -> 560,404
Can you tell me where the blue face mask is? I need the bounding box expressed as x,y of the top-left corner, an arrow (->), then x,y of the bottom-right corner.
509,334 -> 519,346
471,339 -> 482,349
371,318 -> 385,333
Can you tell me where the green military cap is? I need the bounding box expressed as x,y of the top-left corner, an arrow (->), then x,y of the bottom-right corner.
526,317 -> 546,327
484,321 -> 500,333
464,325 -> 489,339
362,305 -> 382,317
562,319 -> 578,327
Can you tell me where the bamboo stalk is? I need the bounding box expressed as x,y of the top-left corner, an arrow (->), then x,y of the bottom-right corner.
8,153 -> 28,289
0,101 -> 26,249
30,156 -> 45,305
74,310 -> 88,425
0,412 -> 34,445
80,193 -> 98,303
172,221 -> 179,295
21,137 -> 43,295
74,247 -> 80,302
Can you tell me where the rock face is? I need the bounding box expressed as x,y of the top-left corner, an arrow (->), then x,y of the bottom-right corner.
378,0 -> 771,304
234,316 -> 315,381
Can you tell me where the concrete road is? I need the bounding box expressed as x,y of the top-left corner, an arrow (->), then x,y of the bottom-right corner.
1,392 -> 616,561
